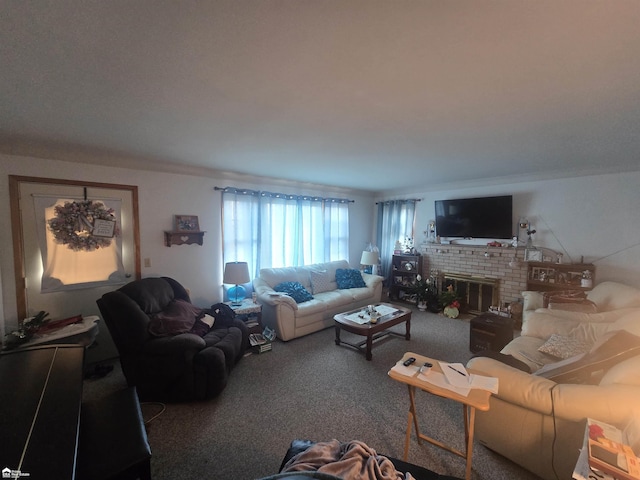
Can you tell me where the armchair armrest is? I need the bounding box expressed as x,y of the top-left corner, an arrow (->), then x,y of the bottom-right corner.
253,277 -> 298,309
468,356 -> 640,425
362,272 -> 384,289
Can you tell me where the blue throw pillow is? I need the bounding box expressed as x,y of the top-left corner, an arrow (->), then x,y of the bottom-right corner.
274,281 -> 314,304
335,269 -> 367,289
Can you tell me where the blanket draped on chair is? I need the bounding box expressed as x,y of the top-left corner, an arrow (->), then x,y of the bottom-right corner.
281,439 -> 406,480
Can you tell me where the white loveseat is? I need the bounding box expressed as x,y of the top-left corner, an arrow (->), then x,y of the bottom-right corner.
253,260 -> 383,341
467,281 -> 640,480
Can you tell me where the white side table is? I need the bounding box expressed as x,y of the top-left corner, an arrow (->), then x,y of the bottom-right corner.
225,299 -> 262,334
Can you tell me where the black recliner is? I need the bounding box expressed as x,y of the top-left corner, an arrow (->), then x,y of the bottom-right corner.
97,276 -> 248,402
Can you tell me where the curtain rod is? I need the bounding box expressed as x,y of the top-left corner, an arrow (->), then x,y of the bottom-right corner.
375,198 -> 422,205
214,186 -> 354,203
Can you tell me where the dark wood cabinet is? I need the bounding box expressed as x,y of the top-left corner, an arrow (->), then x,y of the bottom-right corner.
389,254 -> 423,304
526,262 -> 595,292
470,313 -> 514,353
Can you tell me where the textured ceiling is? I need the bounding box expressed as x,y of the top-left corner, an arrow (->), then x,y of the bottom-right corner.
2,1 -> 640,193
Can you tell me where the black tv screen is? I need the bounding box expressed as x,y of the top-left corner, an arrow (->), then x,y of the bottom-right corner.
435,195 -> 513,239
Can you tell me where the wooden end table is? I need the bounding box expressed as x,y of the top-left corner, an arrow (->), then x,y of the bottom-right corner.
388,351 -> 492,480
334,303 -> 411,360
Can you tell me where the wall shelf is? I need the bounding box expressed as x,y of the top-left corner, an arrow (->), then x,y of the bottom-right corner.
164,231 -> 205,247
526,261 -> 595,292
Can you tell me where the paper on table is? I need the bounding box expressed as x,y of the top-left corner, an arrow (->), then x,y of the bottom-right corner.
419,370 -> 471,397
343,311 -> 369,324
440,362 -> 470,388
375,304 -> 398,316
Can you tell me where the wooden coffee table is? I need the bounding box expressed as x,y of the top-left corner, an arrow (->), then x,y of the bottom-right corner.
334,303 -> 411,360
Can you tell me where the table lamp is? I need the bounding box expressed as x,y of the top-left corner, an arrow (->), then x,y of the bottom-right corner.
223,261 -> 250,306
360,250 -> 379,275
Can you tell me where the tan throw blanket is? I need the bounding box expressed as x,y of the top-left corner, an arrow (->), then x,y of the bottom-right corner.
280,439 -> 407,480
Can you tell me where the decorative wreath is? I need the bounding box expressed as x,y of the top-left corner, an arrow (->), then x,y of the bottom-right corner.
48,200 -> 120,252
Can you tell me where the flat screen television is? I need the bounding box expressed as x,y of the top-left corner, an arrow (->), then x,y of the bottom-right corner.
435,195 -> 513,239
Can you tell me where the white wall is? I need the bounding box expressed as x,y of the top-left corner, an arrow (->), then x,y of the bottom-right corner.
0,153 -> 375,332
382,171 -> 640,288
3,151 -> 637,335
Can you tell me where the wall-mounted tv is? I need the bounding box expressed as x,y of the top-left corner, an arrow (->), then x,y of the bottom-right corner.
435,195 -> 513,239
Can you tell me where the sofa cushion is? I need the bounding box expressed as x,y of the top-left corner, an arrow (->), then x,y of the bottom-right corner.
148,299 -> 202,337
310,270 -> 335,294
599,355 -> 640,387
534,330 -> 640,382
607,309 -> 640,337
570,322 -> 612,344
274,281 -> 314,304
521,313 -> 581,339
586,281 -> 640,311
537,333 -> 593,359
522,291 -> 544,312
335,269 -> 366,289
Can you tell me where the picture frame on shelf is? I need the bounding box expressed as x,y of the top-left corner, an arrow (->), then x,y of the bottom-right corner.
400,260 -> 416,271
174,215 -> 200,232
524,247 -> 543,262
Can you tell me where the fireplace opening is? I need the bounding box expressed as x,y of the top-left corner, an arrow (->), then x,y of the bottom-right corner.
441,273 -> 498,315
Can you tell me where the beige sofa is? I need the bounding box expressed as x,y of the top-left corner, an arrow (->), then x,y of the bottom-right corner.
467,281 -> 640,480
253,260 -> 383,341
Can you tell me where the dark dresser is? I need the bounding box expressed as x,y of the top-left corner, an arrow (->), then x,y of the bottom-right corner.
0,344 -> 85,479
469,312 -> 514,353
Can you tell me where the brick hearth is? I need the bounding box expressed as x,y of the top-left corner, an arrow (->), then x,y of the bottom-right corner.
419,243 -> 528,311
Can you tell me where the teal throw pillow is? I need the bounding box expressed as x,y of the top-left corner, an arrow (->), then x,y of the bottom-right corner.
274,281 -> 314,304
335,268 -> 367,289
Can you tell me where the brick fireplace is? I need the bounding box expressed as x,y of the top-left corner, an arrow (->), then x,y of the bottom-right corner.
419,243 -> 528,313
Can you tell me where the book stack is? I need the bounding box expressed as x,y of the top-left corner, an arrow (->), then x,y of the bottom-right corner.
578,418 -> 640,480
249,333 -> 272,353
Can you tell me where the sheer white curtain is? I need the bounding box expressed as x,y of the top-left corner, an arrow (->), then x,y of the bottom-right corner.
222,189 -> 350,277
376,199 -> 417,284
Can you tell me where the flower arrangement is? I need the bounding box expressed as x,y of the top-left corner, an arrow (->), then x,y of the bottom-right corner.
48,200 -> 120,252
439,284 -> 460,309
439,284 -> 461,318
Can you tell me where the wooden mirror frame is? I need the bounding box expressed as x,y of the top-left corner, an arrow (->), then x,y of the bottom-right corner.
9,175 -> 141,320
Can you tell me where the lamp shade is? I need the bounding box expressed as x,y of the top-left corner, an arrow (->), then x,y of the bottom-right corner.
223,262 -> 250,285
360,251 -> 379,266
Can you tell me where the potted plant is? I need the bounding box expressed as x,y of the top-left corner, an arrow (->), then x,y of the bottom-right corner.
439,285 -> 461,318
410,275 -> 439,312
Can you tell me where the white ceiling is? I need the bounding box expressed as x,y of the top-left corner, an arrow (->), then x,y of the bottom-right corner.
2,1 -> 640,193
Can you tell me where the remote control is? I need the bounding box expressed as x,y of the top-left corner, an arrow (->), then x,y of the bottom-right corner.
403,357 -> 416,366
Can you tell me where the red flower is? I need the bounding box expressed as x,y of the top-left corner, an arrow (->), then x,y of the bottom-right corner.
589,424 -> 604,441
450,300 -> 460,309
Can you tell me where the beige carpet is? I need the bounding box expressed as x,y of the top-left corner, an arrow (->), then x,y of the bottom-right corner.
83,308 -> 543,480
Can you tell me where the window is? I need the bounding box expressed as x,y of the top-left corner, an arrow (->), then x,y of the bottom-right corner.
221,188 -> 350,277
376,199 -> 417,282
34,196 -> 127,291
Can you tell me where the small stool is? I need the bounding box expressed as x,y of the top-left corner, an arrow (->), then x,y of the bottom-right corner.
77,386 -> 152,480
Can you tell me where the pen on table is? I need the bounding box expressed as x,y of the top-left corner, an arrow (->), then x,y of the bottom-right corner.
447,364 -> 467,377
